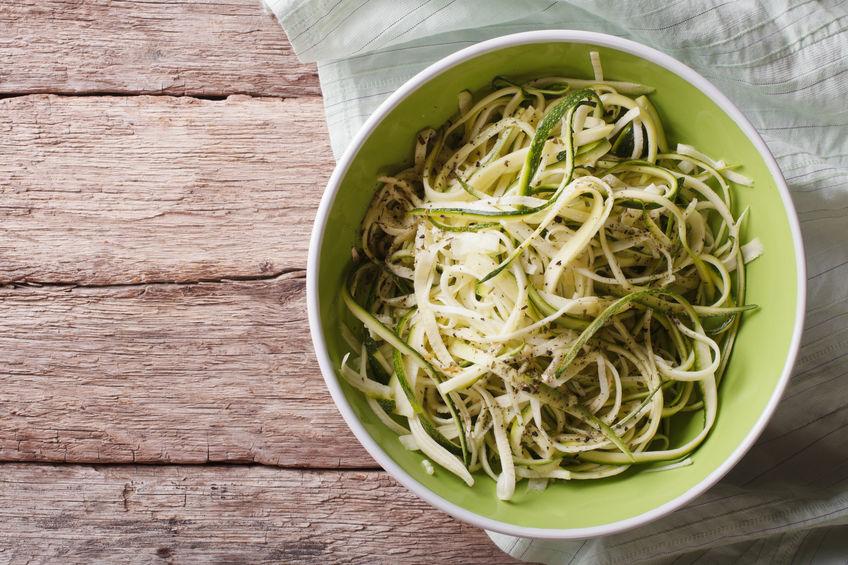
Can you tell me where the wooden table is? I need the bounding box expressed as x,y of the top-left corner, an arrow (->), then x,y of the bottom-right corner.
0,2 -> 520,562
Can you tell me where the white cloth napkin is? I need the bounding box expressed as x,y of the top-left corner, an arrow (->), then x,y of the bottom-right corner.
265,1 -> 848,562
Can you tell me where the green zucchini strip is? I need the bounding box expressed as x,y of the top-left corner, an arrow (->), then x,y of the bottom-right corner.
338,51 -> 757,498
341,283 -> 470,466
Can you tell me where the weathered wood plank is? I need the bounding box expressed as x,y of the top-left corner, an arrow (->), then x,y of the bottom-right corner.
0,464 -> 519,564
0,274 -> 377,468
0,0 -> 319,97
0,94 -> 332,284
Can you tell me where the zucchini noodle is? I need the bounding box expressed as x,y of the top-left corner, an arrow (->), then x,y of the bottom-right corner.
339,52 -> 760,500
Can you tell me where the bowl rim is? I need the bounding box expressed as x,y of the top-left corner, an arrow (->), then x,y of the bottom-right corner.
306,29 -> 806,539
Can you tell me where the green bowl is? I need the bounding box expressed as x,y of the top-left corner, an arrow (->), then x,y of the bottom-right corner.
307,31 -> 805,538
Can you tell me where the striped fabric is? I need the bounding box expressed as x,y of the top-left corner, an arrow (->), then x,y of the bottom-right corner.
264,1 -> 848,562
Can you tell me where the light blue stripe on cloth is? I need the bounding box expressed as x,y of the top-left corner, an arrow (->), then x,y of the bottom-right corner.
264,1 -> 848,562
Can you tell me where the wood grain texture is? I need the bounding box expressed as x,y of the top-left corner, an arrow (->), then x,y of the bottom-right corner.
0,94 -> 333,285
0,273 -> 376,468
0,464 -> 519,564
0,0 -> 319,97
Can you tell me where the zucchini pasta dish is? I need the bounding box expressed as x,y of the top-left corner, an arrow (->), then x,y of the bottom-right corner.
338,52 -> 762,501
